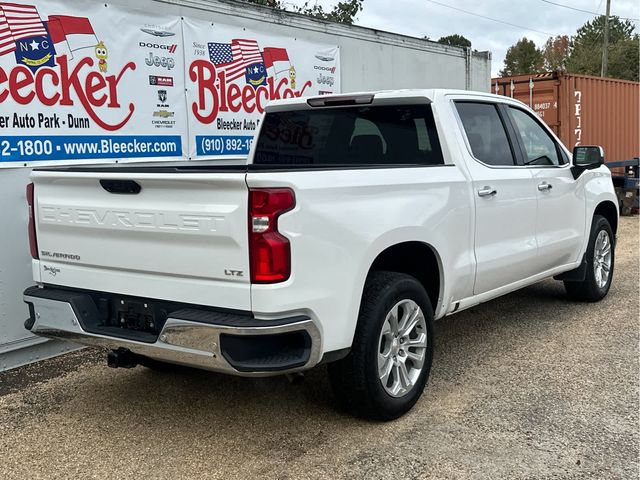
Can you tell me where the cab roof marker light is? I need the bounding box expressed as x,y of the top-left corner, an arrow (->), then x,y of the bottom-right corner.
307,94 -> 374,107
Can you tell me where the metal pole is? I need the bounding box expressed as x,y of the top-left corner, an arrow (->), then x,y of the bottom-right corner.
601,0 -> 611,77
529,78 -> 534,107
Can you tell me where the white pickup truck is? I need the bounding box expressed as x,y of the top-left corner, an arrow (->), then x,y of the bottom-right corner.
24,89 -> 618,420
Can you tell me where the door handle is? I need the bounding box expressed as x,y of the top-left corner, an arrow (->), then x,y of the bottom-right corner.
477,186 -> 497,197
538,182 -> 553,191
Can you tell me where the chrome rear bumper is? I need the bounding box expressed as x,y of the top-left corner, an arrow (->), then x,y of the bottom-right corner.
24,287 -> 322,376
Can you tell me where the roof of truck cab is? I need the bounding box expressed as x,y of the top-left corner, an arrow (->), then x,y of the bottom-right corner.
264,89 -> 522,110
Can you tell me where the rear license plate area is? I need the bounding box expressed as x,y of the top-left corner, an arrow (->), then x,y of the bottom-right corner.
113,298 -> 161,334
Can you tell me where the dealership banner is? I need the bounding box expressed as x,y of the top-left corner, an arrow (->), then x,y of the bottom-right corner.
0,0 -> 189,167
0,1 -> 341,167
181,18 -> 340,158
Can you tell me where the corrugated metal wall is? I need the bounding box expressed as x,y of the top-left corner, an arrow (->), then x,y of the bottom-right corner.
560,75 -> 639,162
493,72 -> 639,162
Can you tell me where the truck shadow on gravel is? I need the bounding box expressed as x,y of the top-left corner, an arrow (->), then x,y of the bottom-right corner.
0,276 -> 613,430
86,278 -> 581,419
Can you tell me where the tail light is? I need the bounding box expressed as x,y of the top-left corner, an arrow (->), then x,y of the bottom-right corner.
26,182 -> 38,259
249,188 -> 295,283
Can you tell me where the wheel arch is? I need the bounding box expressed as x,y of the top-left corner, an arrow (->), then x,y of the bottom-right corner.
366,241 -> 443,317
594,200 -> 618,235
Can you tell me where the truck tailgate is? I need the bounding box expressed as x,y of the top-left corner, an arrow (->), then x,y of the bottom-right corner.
31,169 -> 251,310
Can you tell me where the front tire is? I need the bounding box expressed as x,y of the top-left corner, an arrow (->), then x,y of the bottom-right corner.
328,271 -> 434,421
564,215 -> 615,302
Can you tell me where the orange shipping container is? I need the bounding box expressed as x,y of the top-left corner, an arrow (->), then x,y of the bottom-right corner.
492,72 -> 639,163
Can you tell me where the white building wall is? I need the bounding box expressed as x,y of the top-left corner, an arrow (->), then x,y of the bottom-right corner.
111,0 -> 491,92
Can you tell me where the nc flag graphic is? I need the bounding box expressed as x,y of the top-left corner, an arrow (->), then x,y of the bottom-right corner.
245,62 -> 266,88
14,28 -> 56,72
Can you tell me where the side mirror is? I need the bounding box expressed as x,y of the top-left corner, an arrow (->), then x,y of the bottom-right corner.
571,145 -> 604,179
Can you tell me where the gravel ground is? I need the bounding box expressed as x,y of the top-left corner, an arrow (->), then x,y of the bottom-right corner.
1,217 -> 638,480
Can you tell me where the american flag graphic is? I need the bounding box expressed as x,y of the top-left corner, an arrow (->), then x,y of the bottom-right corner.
208,39 -> 263,81
0,8 -> 13,56
0,2 -> 47,56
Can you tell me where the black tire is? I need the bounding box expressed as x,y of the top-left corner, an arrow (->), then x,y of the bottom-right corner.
328,271 -> 434,421
564,215 -> 615,302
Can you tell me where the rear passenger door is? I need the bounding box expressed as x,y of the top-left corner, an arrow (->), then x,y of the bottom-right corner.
505,106 -> 586,271
454,101 -> 538,295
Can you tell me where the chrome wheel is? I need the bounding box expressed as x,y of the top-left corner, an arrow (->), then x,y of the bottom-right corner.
593,230 -> 612,289
377,299 -> 428,398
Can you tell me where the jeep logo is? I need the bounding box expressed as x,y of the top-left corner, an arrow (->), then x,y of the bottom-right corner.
145,52 -> 176,70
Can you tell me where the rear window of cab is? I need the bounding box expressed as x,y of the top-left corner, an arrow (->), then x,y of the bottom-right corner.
254,104 -> 444,166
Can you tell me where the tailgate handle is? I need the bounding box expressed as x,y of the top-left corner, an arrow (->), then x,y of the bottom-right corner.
100,179 -> 141,195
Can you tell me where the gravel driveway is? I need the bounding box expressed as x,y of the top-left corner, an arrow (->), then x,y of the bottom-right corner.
1,217 -> 638,480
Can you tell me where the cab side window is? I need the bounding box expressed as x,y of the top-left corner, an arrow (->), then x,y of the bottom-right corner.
508,107 -> 565,166
455,102 -> 516,166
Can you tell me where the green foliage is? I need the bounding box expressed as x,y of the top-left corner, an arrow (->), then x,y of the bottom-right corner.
501,16 -> 638,81
606,37 -> 640,82
566,15 -> 638,81
437,34 -> 471,48
245,0 -> 364,25
543,35 -> 570,72
499,37 -> 544,76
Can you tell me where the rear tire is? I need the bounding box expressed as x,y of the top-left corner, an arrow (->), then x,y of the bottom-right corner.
328,271 -> 434,421
564,215 -> 615,302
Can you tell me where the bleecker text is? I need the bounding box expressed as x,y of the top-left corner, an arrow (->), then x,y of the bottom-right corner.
189,60 -> 312,124
0,55 -> 136,131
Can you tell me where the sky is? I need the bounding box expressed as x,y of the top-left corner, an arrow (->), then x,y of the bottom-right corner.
286,0 -> 639,77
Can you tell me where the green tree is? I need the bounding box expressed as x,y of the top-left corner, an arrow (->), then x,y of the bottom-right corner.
606,37 -> 640,82
246,0 -> 364,25
437,34 -> 471,48
543,35 -> 570,72
566,15 -> 638,81
499,37 -> 544,76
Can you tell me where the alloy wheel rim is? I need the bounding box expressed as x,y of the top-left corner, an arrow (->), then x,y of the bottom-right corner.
593,230 -> 612,289
377,299 -> 428,398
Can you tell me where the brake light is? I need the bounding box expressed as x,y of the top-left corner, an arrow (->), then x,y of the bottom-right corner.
26,183 -> 38,259
249,188 -> 295,283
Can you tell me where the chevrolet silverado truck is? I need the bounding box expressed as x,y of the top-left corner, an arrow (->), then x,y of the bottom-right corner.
23,89 -> 618,420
